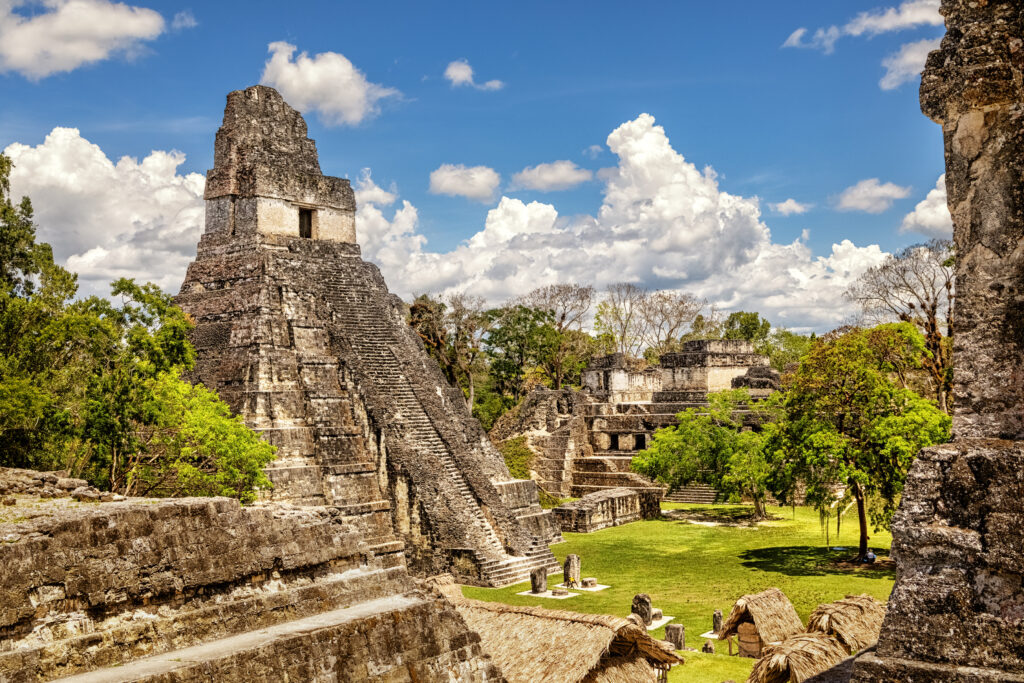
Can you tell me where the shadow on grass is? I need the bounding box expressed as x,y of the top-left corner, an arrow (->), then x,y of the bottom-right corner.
739,545 -> 898,579
660,505 -> 780,526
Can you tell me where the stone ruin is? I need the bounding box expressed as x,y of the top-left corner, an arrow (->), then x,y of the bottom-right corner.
552,486 -> 660,533
492,339 -> 778,522
850,2 -> 1024,681
0,467 -> 500,681
176,85 -> 561,588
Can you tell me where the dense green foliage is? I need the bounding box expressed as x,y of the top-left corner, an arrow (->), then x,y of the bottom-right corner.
0,155 -> 274,502
633,390 -> 779,518
497,435 -> 533,480
635,323 -> 950,559
766,324 -> 950,558
464,502 -> 896,683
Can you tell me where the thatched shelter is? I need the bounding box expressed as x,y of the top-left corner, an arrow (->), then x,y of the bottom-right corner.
719,588 -> 804,658
807,594 -> 885,654
433,578 -> 681,682
747,632 -> 849,683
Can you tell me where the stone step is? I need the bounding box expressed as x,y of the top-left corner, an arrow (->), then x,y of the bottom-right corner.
53,595 -> 428,683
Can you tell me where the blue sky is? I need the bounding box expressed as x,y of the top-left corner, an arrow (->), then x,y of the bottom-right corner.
0,0 -> 952,331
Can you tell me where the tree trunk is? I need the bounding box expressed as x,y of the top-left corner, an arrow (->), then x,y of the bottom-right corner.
751,495 -> 766,520
852,481 -> 870,561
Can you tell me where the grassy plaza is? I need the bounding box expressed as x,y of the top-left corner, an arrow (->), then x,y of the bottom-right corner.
463,503 -> 895,682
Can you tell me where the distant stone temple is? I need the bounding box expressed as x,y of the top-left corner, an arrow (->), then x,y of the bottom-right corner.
177,85 -> 560,587
492,340 -> 779,521
850,2 -> 1024,680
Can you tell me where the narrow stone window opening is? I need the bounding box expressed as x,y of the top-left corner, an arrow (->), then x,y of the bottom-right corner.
634,434 -> 645,450
299,208 -> 313,238
609,433 -> 619,451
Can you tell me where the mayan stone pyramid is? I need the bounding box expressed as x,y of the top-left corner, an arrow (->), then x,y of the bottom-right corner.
177,85 -> 561,586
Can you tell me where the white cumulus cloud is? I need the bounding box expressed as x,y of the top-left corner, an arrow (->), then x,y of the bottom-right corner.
429,164 -> 501,202
511,161 -> 593,192
770,199 -> 811,216
783,1 -> 942,89
837,178 -> 911,213
4,115 -> 891,332
359,114 -> 888,331
844,0 -> 942,37
260,41 -> 400,126
901,174 -> 952,237
443,59 -> 504,91
880,37 -> 942,90
3,127 -> 204,296
0,0 -> 166,79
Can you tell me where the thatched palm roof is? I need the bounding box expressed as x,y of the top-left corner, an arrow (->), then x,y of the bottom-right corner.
807,594 -> 885,654
719,588 -> 804,644
747,632 -> 849,683
433,578 -> 680,683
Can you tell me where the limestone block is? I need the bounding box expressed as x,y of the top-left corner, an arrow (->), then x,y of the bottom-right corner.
632,593 -> 653,626
530,567 -> 547,594
665,624 -> 685,650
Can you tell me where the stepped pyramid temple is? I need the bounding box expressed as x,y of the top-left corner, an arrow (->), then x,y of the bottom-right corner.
850,1 -> 1024,680
176,85 -> 561,587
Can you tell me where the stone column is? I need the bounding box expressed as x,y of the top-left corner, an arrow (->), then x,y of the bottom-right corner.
530,567 -> 547,594
563,554 -> 580,585
852,2 -> 1024,681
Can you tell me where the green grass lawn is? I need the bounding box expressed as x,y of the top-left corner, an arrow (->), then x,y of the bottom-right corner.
463,503 -> 895,683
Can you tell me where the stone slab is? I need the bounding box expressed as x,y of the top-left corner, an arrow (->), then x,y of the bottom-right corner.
647,615 -> 674,631
515,589 -> 580,600
553,582 -> 609,592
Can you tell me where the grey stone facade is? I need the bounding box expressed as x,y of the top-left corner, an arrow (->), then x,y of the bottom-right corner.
851,3 -> 1024,681
177,86 -> 560,587
494,341 -> 777,508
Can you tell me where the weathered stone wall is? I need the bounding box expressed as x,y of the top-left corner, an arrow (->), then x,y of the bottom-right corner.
852,3 -> 1024,681
657,340 -> 770,399
552,487 -> 661,533
0,479 -> 499,682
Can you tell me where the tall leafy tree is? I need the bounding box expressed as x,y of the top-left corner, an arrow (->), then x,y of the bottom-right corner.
484,305 -> 555,405
846,240 -> 954,412
0,156 -> 275,502
633,389 -> 779,519
765,324 -> 951,560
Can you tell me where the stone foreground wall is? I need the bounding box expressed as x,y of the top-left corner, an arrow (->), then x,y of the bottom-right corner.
852,2 -> 1024,681
0,476 -> 501,682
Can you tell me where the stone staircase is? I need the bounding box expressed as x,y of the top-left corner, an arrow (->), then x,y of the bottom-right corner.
663,484 -> 723,504
316,255 -> 558,586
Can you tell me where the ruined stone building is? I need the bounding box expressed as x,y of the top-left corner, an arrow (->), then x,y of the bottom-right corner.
849,2 -> 1024,680
492,340 -> 778,511
176,85 -> 560,587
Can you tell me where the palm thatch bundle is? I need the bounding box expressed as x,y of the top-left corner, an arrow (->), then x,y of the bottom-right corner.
747,632 -> 849,683
719,588 -> 804,645
807,594 -> 885,654
432,577 -> 680,682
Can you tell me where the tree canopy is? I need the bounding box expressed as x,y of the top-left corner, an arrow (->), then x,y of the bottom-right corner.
0,154 -> 274,502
